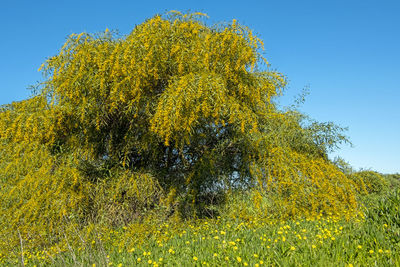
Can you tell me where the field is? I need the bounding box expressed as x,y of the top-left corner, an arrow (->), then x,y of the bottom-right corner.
2,178 -> 399,267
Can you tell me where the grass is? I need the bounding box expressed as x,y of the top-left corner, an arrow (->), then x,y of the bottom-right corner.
1,187 -> 400,266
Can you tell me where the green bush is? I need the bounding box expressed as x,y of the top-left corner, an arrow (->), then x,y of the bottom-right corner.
384,173 -> 400,189
348,170 -> 388,195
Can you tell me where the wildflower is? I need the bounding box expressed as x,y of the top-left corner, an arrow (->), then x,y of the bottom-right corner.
369,250 -> 374,254
357,245 -> 362,249
253,254 -> 259,258
378,249 -> 383,253
193,256 -> 198,261
137,258 -> 141,262
236,256 -> 242,262
312,245 -> 316,249
148,260 -> 152,264
290,246 -> 296,251
213,253 -> 218,257
259,260 -> 264,265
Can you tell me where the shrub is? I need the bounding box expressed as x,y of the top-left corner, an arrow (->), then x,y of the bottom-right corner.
348,170 -> 388,195
0,11 -> 357,252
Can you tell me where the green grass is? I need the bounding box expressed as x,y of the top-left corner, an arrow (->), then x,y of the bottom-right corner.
2,188 -> 400,266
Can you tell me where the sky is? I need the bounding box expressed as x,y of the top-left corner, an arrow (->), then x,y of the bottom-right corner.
1,0 -> 399,173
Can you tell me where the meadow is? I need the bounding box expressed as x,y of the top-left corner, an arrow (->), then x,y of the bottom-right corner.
1,173 -> 399,266
1,12 -> 399,266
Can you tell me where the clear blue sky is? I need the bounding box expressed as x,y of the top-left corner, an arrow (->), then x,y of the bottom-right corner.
1,0 -> 399,173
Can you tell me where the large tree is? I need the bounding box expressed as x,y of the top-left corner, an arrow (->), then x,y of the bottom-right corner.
0,12 -> 357,247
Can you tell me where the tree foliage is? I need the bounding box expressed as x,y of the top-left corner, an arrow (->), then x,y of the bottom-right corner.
0,11 -> 358,250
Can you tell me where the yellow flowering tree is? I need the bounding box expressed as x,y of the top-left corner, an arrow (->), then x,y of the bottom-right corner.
0,11 -> 357,248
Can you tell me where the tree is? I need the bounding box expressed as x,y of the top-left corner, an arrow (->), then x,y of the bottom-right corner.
0,12 -> 357,247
